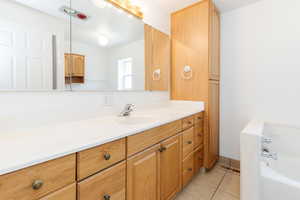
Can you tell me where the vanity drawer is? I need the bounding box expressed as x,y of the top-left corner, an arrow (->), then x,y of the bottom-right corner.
127,120 -> 182,157
78,161 -> 126,200
194,147 -> 204,175
194,124 -> 204,149
194,112 -> 204,124
39,183 -> 76,200
77,138 -> 126,180
182,116 -> 194,130
182,152 -> 194,188
182,127 -> 194,158
0,154 -> 76,200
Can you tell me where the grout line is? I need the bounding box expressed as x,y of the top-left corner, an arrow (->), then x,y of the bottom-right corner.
210,168 -> 228,200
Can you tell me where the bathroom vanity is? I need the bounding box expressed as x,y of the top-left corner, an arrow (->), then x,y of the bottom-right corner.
0,101 -> 204,200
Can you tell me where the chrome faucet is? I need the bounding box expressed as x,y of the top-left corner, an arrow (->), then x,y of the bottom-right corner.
119,104 -> 135,117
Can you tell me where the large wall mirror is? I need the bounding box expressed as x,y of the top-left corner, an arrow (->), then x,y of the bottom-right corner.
0,0 -> 145,91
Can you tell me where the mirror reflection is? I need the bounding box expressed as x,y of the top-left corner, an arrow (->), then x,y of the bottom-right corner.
0,0 -> 145,91
0,0 -> 71,90
69,0 -> 145,91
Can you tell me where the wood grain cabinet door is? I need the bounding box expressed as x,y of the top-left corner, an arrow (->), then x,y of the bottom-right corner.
207,80 -> 220,168
160,135 -> 181,200
72,55 -> 85,76
127,145 -> 161,200
78,162 -> 126,200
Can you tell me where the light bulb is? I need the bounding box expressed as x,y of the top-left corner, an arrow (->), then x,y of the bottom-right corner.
98,35 -> 109,46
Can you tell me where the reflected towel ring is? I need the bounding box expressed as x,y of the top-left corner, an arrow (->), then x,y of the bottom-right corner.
152,69 -> 161,81
181,65 -> 193,80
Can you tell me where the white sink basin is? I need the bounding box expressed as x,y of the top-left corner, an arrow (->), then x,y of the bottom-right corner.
116,116 -> 154,125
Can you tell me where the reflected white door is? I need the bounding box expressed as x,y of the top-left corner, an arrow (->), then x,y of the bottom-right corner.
0,20 -> 53,90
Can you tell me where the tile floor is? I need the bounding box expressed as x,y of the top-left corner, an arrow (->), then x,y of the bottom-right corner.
176,164 -> 240,200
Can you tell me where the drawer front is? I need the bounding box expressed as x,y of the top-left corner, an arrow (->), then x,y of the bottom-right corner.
194,112 -> 204,124
182,127 -> 194,158
0,154 -> 76,200
194,124 -> 204,149
39,183 -> 76,200
182,116 -> 194,130
127,120 -> 182,157
194,147 -> 204,175
182,153 -> 194,188
78,161 -> 126,200
77,139 -> 126,180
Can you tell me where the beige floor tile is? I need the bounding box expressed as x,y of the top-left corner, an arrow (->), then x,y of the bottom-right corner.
212,190 -> 239,200
193,166 -> 226,189
218,173 -> 240,197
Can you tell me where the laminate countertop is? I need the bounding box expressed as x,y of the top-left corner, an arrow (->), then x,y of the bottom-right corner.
0,100 -> 204,175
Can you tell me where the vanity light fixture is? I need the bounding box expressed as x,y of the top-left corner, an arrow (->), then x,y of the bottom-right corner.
105,0 -> 144,19
98,35 -> 109,46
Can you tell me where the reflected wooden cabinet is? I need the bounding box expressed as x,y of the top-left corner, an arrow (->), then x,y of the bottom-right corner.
64,53 -> 85,84
145,24 -> 170,91
171,0 -> 220,169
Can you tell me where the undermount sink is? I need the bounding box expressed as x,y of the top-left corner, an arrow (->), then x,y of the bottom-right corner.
116,116 -> 154,125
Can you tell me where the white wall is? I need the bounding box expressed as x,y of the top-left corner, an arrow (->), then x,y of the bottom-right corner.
221,0 -> 300,160
108,40 -> 145,90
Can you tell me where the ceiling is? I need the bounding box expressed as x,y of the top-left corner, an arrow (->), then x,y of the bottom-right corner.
13,0 -> 144,47
149,0 -> 262,14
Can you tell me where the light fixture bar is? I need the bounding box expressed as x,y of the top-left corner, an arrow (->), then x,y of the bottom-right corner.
106,0 -> 144,19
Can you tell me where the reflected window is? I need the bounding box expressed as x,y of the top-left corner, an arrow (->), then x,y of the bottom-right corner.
118,58 -> 133,90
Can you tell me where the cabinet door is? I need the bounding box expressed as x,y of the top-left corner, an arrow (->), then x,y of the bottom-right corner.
209,3 -> 220,80
39,184 -> 76,200
72,55 -> 84,76
206,80 -> 220,168
160,135 -> 181,200
145,25 -> 170,91
127,145 -> 161,200
64,54 -> 71,77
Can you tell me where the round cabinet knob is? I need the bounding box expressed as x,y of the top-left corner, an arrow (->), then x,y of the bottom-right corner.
188,121 -> 192,124
32,180 -> 43,190
187,141 -> 192,145
159,147 -> 167,153
104,194 -> 111,200
188,168 -> 193,172
104,153 -> 111,160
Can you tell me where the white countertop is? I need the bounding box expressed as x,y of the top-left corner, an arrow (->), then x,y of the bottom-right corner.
0,101 -> 204,175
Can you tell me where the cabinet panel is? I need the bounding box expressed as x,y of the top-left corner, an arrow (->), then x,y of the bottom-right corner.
182,115 -> 194,130
127,145 -> 161,200
72,54 -> 85,76
194,147 -> 204,175
145,25 -> 170,91
77,138 -> 126,180
78,161 -> 126,200
160,135 -> 181,200
207,80 -> 220,168
182,152 -> 194,188
127,120 -> 182,156
0,154 -> 76,200
194,123 -> 204,149
39,184 -> 76,200
182,127 -> 194,159
209,3 -> 220,80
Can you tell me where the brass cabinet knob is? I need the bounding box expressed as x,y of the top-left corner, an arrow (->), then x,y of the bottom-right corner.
32,180 -> 43,190
159,146 -> 167,152
187,141 -> 192,145
188,121 -> 192,124
188,168 -> 193,172
104,153 -> 111,160
104,194 -> 111,200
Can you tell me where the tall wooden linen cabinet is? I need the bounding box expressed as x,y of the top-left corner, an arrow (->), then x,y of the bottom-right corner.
171,0 -> 220,169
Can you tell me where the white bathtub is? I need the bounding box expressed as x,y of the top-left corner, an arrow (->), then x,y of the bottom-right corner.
241,121 -> 300,200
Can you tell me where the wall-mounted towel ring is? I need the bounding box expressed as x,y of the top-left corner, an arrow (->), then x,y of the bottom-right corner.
181,65 -> 193,80
152,69 -> 161,81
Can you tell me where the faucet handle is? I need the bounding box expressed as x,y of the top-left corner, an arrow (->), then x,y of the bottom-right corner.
126,104 -> 135,110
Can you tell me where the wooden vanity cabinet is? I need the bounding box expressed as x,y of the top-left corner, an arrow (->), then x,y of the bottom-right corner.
171,0 -> 220,169
78,162 -> 126,200
64,53 -> 85,84
145,24 -> 170,91
127,144 -> 161,200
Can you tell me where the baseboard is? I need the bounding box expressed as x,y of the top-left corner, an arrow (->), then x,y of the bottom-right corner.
219,156 -> 240,172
